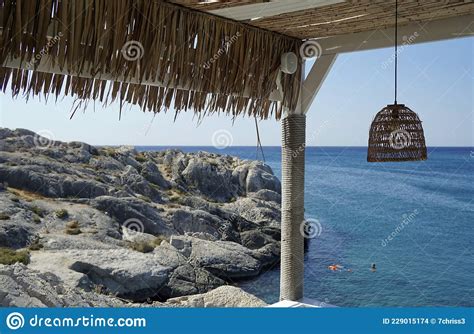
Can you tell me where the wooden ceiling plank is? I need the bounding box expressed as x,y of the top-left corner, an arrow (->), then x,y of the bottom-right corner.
207,0 -> 344,21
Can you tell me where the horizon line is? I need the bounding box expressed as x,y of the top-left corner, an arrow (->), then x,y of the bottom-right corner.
99,145 -> 474,148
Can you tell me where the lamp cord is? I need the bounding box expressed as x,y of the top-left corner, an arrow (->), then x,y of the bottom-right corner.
394,0 -> 398,104
254,116 -> 266,163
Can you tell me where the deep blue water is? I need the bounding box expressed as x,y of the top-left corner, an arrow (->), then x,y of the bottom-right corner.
137,146 -> 474,307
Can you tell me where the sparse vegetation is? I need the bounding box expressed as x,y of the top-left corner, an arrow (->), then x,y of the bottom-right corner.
30,205 -> 45,217
7,187 -> 45,201
65,228 -> 82,235
93,284 -> 107,295
102,147 -> 118,157
65,220 -> 82,235
130,241 -> 155,253
167,188 -> 187,204
55,209 -> 69,219
0,248 -> 30,265
138,195 -> 152,203
135,153 -> 147,163
168,194 -> 181,202
66,220 -> 79,228
129,236 -> 168,253
33,216 -> 41,224
0,212 -> 10,220
28,238 -> 44,251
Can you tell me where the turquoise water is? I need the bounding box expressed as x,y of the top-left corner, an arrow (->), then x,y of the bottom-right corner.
138,146 -> 474,307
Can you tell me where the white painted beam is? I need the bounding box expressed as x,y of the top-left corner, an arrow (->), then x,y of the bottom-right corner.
315,14 -> 474,56
301,54 -> 337,114
209,0 -> 343,21
1,55 -> 283,102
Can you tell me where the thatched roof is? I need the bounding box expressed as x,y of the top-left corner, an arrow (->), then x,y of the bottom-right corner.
173,0 -> 474,39
0,0 -> 472,120
0,0 -> 302,120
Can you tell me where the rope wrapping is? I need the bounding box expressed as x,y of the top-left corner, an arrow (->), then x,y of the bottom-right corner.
280,114 -> 306,301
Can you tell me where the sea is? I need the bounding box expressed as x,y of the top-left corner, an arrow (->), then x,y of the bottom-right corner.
137,146 -> 474,307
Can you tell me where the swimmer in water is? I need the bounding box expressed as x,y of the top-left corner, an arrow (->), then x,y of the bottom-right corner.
371,263 -> 376,272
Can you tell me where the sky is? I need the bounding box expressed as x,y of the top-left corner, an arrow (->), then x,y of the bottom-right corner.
0,37 -> 472,147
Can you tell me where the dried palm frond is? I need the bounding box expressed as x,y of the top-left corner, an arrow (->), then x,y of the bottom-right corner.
0,0 -> 302,120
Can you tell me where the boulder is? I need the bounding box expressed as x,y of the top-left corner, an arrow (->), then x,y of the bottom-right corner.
246,163 -> 281,194
166,286 -> 267,307
0,223 -> 36,249
240,229 -> 276,250
29,244 -> 224,302
90,196 -> 173,236
121,227 -> 158,245
0,264 -> 125,307
170,236 -> 262,279
153,244 -> 224,298
224,197 -> 281,226
181,157 -> 236,202
141,161 -> 171,189
167,208 -> 240,242
61,249 -> 172,301
0,165 -> 108,198
249,189 -> 281,203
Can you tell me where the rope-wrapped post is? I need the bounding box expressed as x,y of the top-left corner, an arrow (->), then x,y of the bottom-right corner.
280,114 -> 306,301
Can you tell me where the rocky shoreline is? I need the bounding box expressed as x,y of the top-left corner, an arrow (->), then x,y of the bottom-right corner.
0,128 -> 281,307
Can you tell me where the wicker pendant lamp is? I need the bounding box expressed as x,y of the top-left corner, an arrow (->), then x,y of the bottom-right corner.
367,0 -> 427,162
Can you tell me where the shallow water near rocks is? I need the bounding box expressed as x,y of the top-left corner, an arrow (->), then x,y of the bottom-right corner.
137,146 -> 473,307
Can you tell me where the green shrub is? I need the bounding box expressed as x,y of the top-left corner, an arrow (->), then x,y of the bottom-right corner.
65,220 -> 81,235
0,212 -> 10,220
30,206 -> 45,217
135,153 -> 147,163
28,239 -> 44,251
55,209 -> 69,219
129,236 -> 168,253
169,194 -> 180,202
130,242 -> 155,253
138,195 -> 152,203
94,284 -> 107,295
65,228 -> 82,235
103,147 -> 117,157
0,248 -> 30,265
66,220 -> 79,228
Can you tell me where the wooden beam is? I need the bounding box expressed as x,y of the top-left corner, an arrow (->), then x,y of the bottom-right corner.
316,14 -> 474,56
301,54 -> 337,114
